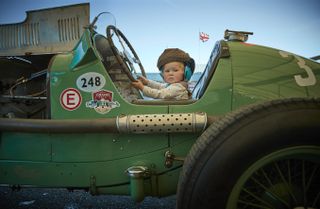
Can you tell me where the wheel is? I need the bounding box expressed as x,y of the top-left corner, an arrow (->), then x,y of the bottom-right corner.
177,98 -> 320,209
106,25 -> 146,81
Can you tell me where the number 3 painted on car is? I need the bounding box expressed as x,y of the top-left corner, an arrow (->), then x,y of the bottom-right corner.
279,51 -> 316,86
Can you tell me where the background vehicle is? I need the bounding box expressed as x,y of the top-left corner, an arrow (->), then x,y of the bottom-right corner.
1,3 -> 319,209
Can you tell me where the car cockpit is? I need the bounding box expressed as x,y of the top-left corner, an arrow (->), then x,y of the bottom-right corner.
93,25 -> 230,105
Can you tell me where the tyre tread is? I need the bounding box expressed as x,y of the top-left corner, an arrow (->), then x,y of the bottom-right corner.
177,97 -> 320,209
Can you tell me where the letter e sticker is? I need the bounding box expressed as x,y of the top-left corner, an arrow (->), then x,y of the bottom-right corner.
60,88 -> 82,111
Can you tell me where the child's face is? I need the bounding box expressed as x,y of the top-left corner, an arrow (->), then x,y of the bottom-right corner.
162,62 -> 185,84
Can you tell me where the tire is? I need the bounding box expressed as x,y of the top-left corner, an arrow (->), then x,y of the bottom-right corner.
177,98 -> 320,209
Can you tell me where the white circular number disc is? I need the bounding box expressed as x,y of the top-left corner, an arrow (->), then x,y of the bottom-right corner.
76,72 -> 106,92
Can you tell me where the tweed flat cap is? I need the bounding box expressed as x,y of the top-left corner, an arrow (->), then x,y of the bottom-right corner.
157,48 -> 195,72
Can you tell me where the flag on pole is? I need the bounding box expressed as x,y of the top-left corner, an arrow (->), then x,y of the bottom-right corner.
199,32 -> 209,42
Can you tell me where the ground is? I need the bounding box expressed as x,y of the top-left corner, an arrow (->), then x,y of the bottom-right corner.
0,187 -> 176,209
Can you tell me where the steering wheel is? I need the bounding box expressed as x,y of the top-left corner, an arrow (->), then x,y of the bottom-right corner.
106,25 -> 146,81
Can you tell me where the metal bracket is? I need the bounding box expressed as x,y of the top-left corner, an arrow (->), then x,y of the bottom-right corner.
224,29 -> 253,42
89,175 -> 97,195
164,151 -> 185,168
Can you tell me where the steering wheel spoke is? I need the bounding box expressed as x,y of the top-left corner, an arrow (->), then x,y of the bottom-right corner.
107,25 -> 146,81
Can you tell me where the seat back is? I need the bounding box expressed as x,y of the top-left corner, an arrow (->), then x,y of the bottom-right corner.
93,33 -> 128,81
192,41 -> 230,99
93,33 -> 142,101
93,34 -> 114,67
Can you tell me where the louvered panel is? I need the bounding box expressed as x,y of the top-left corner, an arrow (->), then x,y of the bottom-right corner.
0,3 -> 89,56
58,17 -> 80,42
0,22 -> 41,49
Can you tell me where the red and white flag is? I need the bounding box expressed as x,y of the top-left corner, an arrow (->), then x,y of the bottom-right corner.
199,32 -> 209,42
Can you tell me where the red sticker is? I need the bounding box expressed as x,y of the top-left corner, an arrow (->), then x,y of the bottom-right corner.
60,88 -> 82,111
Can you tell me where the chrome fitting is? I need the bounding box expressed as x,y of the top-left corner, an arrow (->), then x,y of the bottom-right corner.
117,112 -> 207,134
126,166 -> 149,202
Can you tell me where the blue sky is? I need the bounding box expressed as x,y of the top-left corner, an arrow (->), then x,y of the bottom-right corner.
1,0 -> 319,72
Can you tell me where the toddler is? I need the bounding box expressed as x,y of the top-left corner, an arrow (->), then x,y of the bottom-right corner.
132,48 -> 195,100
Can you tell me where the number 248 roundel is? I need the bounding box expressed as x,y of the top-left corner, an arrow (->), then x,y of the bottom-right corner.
76,72 -> 106,92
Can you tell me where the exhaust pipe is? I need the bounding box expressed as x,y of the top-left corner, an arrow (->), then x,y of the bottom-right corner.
0,112 -> 216,134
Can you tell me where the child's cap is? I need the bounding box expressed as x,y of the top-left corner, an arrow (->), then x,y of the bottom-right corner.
157,48 -> 195,73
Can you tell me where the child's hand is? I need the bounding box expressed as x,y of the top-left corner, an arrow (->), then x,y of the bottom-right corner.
131,80 -> 144,90
137,76 -> 149,85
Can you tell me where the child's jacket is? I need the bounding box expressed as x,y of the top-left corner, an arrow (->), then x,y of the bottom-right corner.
142,80 -> 189,100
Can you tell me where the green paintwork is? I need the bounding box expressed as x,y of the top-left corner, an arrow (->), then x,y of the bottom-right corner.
1,15 -> 320,201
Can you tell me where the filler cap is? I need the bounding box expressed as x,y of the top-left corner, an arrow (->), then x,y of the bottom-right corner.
224,29 -> 253,42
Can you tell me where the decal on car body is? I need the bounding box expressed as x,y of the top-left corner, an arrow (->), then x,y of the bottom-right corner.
279,51 -> 316,87
85,89 -> 120,114
60,88 -> 82,111
76,72 -> 106,92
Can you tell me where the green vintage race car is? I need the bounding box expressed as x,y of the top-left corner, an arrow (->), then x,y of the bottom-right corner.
0,3 -> 319,209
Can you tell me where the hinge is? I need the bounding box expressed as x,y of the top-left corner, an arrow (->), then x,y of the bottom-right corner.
164,151 -> 185,168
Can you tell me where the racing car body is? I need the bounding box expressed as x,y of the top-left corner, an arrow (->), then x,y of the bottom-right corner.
0,4 -> 319,209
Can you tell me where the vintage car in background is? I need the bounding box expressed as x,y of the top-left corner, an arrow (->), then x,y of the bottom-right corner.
0,3 -> 319,209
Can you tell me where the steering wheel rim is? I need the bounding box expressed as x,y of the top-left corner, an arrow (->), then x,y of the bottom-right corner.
106,25 -> 146,81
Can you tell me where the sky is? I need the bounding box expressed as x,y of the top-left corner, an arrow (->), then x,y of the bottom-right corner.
0,0 -> 319,72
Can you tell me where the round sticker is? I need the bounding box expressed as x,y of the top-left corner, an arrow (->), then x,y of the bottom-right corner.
60,88 -> 82,111
76,72 -> 106,92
